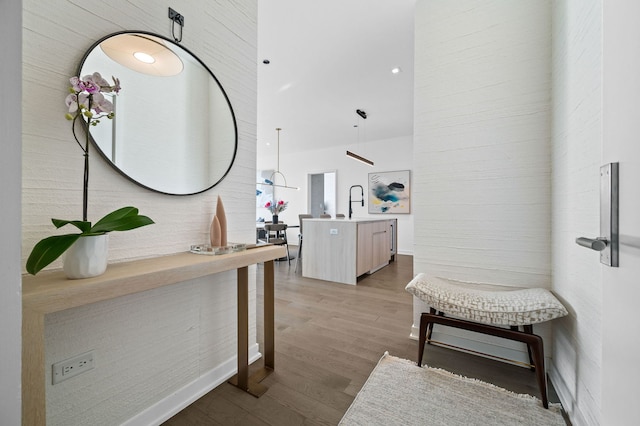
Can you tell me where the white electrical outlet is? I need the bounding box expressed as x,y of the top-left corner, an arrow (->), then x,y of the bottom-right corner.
330,228 -> 338,235
52,350 -> 95,385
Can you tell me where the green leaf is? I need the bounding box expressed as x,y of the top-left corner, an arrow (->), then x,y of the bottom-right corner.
93,206 -> 139,226
26,207 -> 154,275
90,215 -> 154,233
26,234 -> 81,275
90,207 -> 154,233
51,219 -> 91,233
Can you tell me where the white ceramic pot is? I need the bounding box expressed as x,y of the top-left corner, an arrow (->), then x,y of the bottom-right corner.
63,234 -> 109,279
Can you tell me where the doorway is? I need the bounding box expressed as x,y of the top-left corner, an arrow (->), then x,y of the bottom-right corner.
308,171 -> 336,217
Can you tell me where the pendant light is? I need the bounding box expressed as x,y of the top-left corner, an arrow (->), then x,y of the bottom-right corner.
257,128 -> 299,190
346,150 -> 374,166
346,109 -> 374,166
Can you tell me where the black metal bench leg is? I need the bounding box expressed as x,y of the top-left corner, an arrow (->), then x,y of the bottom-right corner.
523,325 -> 536,371
418,313 -> 550,409
529,333 -> 548,409
425,308 -> 437,343
511,325 -> 535,371
418,312 -> 429,367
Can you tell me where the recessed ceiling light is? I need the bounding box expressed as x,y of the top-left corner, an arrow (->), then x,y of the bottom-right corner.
391,67 -> 402,74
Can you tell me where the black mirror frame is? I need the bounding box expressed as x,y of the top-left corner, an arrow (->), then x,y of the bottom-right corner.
77,30 -> 239,196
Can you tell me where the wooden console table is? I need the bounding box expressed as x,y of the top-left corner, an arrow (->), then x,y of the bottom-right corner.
21,245 -> 286,425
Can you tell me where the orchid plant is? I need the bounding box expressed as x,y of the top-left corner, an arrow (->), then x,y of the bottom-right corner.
265,200 -> 288,215
66,72 -> 120,221
26,73 -> 154,275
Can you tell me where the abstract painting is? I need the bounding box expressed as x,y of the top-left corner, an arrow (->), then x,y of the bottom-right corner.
368,170 -> 411,214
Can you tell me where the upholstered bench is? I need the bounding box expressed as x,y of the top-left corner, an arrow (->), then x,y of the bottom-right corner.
405,274 -> 568,408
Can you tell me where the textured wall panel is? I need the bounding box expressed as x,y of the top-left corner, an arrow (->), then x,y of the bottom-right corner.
22,0 -> 258,424
22,0 -> 258,266
45,282 -> 200,425
413,0 -> 552,285
411,0 -> 552,356
550,1 -> 602,425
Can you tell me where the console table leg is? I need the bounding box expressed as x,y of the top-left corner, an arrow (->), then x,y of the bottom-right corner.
229,262 -> 275,397
236,266 -> 249,391
263,260 -> 275,370
23,309 -> 46,425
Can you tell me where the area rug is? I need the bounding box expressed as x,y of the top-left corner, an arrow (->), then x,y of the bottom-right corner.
339,352 -> 566,426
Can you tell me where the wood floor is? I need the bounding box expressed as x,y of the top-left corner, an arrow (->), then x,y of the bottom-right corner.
163,254 -> 560,425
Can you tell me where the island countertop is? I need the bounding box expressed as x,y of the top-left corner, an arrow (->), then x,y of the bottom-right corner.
303,217 -> 389,224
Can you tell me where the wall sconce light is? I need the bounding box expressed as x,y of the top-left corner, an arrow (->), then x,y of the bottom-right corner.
100,34 -> 183,76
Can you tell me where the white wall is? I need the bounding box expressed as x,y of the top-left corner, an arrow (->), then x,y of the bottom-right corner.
412,0 -> 552,359
0,0 -> 23,423
549,1 -> 602,424
257,134 -> 415,254
413,0 -> 551,285
22,1 -> 258,424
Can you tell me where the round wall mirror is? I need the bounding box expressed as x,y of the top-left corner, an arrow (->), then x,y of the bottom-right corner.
78,31 -> 238,195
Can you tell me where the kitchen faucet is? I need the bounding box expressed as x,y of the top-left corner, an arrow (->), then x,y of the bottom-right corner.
349,185 -> 364,219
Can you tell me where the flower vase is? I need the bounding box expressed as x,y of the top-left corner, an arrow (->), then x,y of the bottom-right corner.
272,215 -> 279,224
63,234 -> 109,279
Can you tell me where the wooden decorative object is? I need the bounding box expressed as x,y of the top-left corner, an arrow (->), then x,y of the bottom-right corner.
210,215 -> 221,247
216,195 -> 228,246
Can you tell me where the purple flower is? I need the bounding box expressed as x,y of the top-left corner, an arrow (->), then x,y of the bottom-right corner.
69,76 -> 84,92
91,92 -> 114,114
65,93 -> 79,113
66,72 -> 120,119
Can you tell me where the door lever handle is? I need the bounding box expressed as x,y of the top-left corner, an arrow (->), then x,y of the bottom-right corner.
576,237 -> 608,252
575,163 -> 619,266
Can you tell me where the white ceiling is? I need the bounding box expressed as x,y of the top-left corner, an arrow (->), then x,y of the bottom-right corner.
257,0 -> 416,157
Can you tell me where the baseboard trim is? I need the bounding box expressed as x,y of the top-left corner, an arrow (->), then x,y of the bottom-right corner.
122,343 -> 262,426
548,361 -> 589,426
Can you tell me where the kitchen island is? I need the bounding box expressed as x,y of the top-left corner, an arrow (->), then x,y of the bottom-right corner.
302,218 -> 397,285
